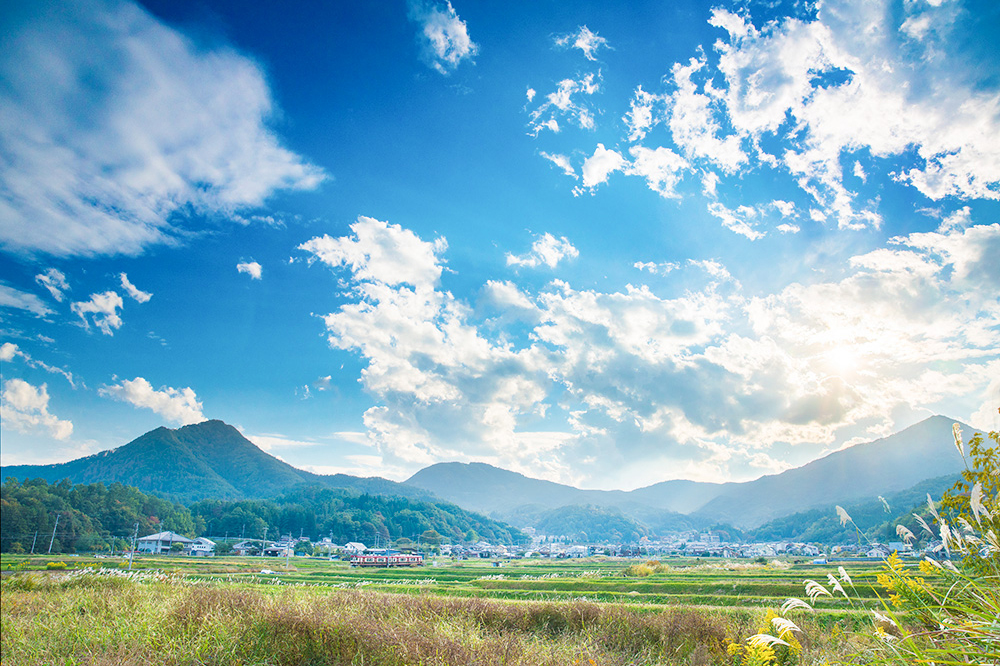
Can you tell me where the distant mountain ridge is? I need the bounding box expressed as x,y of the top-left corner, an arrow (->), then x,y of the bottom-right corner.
1,420 -> 433,504
406,415 -> 972,529
2,415 -> 975,537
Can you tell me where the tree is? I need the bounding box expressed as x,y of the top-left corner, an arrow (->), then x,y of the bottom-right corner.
420,529 -> 443,546
294,540 -> 313,556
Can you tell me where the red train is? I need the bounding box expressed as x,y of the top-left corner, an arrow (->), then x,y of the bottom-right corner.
350,553 -> 424,567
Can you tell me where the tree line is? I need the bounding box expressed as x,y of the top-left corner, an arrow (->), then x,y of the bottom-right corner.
1,478 -> 526,554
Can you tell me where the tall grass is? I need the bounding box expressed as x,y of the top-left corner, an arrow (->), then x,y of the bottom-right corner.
2,568 -> 867,666
728,419 -> 1000,666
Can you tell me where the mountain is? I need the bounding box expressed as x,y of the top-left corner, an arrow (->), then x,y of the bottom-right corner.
405,462 -> 710,533
693,415 -> 969,527
1,420 -> 433,504
406,415 -> 973,531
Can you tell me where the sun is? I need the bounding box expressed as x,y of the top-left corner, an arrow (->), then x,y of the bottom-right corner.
824,345 -> 860,376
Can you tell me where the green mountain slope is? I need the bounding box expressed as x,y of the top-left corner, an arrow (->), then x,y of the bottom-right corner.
0,420 -> 432,504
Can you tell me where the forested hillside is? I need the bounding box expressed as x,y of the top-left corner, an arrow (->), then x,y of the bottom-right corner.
0,478 -> 526,553
0,478 -> 194,554
188,485 -> 527,546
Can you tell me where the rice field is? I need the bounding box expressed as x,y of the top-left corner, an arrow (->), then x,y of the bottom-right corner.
2,553 -> 895,665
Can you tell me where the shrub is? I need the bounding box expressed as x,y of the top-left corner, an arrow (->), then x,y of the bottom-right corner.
45,562 -> 68,570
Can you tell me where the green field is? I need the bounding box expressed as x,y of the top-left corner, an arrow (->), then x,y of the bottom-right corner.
2,553 -> 898,665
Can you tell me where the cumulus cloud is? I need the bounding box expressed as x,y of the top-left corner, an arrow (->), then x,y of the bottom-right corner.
573,143 -> 626,194
237,261 -> 263,280
299,216 -> 447,288
506,233 -> 579,269
301,217 -> 998,488
0,283 -> 54,317
708,0 -> 1000,216
531,0 -> 1000,222
35,269 -> 70,302
554,26 -> 611,61
527,73 -> 601,136
627,145 -> 688,198
407,0 -> 479,74
0,0 -> 325,259
71,291 -> 124,335
100,376 -> 205,425
1,379 -> 73,440
667,56 -> 747,173
120,273 -> 152,302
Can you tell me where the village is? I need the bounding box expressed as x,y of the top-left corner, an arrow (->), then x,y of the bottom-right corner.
130,527 -> 942,563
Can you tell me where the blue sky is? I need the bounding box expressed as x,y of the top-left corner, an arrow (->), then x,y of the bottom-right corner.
2,0 -> 998,490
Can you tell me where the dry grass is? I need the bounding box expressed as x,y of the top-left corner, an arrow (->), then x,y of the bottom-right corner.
0,571 -> 771,666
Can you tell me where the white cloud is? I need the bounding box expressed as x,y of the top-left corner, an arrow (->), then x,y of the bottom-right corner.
407,0 -> 479,74
120,273 -> 152,302
777,223 -> 801,234
302,214 -> 999,487
707,202 -> 766,240
701,171 -> 720,197
527,73 -> 601,136
506,233 -> 579,269
708,0 -> 1000,215
634,261 -> 680,275
573,143 -> 626,194
533,0 -> 1000,221
624,86 -> 662,142
667,56 -> 747,173
0,0 -> 325,259
71,291 -> 124,335
0,342 -> 76,386
1,378 -> 73,440
237,261 -> 263,280
540,152 -> 577,178
35,268 -> 70,302
554,26 -> 610,61
627,145 -> 688,198
770,200 -> 797,217
247,433 -> 321,451
100,376 -> 205,425
0,283 -> 54,317
299,216 -> 446,288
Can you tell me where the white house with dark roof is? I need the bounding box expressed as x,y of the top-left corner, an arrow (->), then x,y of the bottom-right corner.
187,537 -> 216,556
137,531 -> 193,554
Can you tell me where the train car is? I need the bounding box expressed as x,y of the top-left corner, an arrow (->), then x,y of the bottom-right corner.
388,553 -> 423,567
350,553 -> 423,567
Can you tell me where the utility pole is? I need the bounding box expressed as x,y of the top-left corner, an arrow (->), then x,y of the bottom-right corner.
30,530 -> 38,555
48,514 -> 60,554
128,522 -> 139,570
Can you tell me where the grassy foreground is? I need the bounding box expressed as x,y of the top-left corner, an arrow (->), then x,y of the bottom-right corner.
2,559 -> 879,666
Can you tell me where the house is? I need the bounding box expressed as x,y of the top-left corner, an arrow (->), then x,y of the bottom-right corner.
187,537 -> 216,557
232,540 -> 265,556
136,531 -> 194,554
344,541 -> 366,554
866,545 -> 891,559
